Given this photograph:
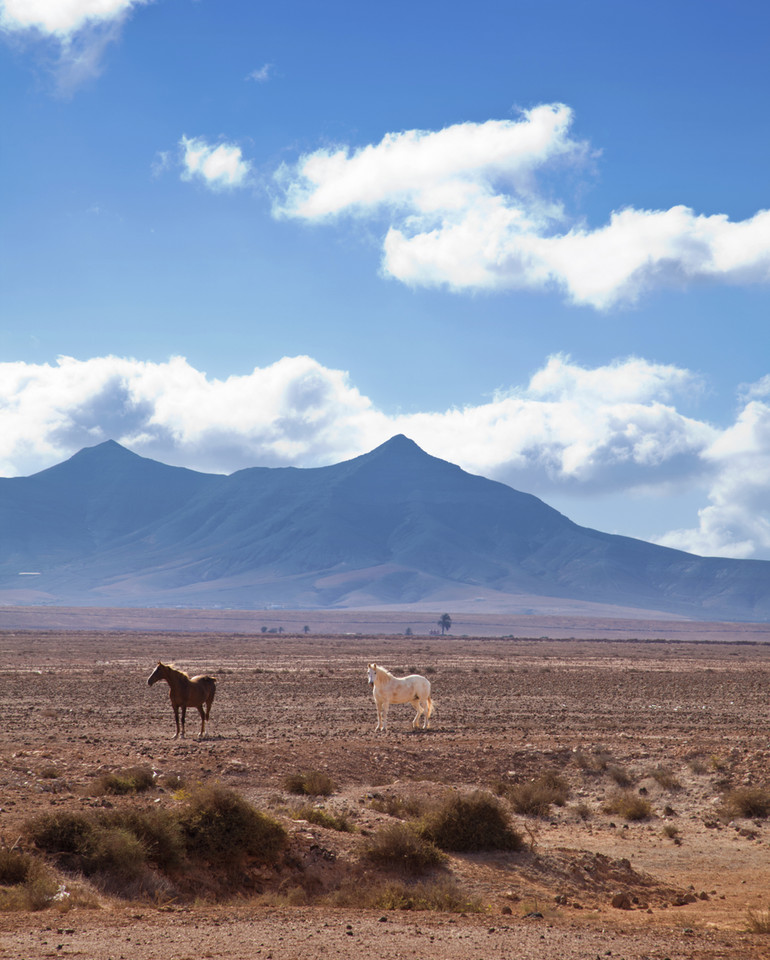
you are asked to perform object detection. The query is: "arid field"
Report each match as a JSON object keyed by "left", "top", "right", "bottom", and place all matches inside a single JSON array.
[{"left": 2, "top": 617, "right": 770, "bottom": 959}]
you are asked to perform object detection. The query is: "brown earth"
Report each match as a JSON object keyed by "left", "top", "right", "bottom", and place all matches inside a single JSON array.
[{"left": 2, "top": 624, "right": 770, "bottom": 958}]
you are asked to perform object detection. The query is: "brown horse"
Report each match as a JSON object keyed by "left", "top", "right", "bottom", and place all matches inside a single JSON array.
[{"left": 147, "top": 661, "right": 217, "bottom": 739}]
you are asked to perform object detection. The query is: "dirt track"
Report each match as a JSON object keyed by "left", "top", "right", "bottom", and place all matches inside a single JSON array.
[{"left": 2, "top": 628, "right": 770, "bottom": 959}]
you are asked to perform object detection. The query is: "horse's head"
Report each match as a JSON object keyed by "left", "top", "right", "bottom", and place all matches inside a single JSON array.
[
  {"left": 367, "top": 663, "right": 377, "bottom": 686},
  {"left": 147, "top": 661, "right": 165, "bottom": 686}
]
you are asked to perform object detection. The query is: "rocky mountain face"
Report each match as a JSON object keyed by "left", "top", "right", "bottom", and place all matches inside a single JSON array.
[{"left": 1, "top": 435, "right": 768, "bottom": 620}]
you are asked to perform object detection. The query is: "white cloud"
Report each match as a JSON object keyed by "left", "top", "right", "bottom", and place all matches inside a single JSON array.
[
  {"left": 4, "top": 353, "right": 770, "bottom": 559},
  {"left": 274, "top": 105, "right": 770, "bottom": 308},
  {"left": 180, "top": 135, "right": 252, "bottom": 191},
  {"left": 656, "top": 395, "right": 770, "bottom": 558},
  {"left": 0, "top": 0, "right": 145, "bottom": 35},
  {"left": 247, "top": 63, "right": 272, "bottom": 82},
  {"left": 0, "top": 0, "right": 150, "bottom": 90}
]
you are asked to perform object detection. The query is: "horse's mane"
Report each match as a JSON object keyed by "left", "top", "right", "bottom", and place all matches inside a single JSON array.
[{"left": 164, "top": 662, "right": 190, "bottom": 679}]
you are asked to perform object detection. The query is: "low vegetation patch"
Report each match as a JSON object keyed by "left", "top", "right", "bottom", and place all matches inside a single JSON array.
[
  {"left": 503, "top": 773, "right": 570, "bottom": 817},
  {"left": 25, "top": 784, "right": 287, "bottom": 898},
  {"left": 90, "top": 765, "right": 155, "bottom": 796},
  {"left": 419, "top": 791, "right": 524, "bottom": 853},
  {"left": 0, "top": 845, "right": 77, "bottom": 912},
  {"left": 329, "top": 878, "right": 481, "bottom": 913},
  {"left": 368, "top": 793, "right": 425, "bottom": 819},
  {"left": 747, "top": 907, "right": 770, "bottom": 934},
  {"left": 603, "top": 791, "right": 653, "bottom": 822},
  {"left": 362, "top": 822, "right": 446, "bottom": 875},
  {"left": 721, "top": 786, "right": 770, "bottom": 820},
  {"left": 291, "top": 805, "right": 353, "bottom": 832},
  {"left": 283, "top": 770, "right": 336, "bottom": 797},
  {"left": 648, "top": 766, "right": 682, "bottom": 791},
  {"left": 176, "top": 783, "right": 287, "bottom": 866}
]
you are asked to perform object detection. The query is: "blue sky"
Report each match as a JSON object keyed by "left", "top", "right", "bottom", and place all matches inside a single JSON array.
[{"left": 2, "top": 0, "right": 770, "bottom": 560}]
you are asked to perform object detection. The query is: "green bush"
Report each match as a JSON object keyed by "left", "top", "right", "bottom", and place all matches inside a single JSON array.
[
  {"left": 362, "top": 822, "right": 446, "bottom": 875},
  {"left": 419, "top": 791, "right": 524, "bottom": 852}
]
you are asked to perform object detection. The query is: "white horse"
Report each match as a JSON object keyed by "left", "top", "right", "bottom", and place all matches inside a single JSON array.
[{"left": 367, "top": 662, "right": 433, "bottom": 732}]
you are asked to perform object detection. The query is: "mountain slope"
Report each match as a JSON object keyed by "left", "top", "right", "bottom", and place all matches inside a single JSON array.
[{"left": 0, "top": 435, "right": 768, "bottom": 619}]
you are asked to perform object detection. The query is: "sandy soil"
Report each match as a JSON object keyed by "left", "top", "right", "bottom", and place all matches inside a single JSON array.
[{"left": 2, "top": 627, "right": 770, "bottom": 958}]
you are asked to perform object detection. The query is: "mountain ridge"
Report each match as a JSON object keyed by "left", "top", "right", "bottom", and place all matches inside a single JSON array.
[{"left": 0, "top": 437, "right": 768, "bottom": 620}]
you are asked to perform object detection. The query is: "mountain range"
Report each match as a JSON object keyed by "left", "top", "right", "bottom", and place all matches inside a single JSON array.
[{"left": 0, "top": 435, "right": 768, "bottom": 621}]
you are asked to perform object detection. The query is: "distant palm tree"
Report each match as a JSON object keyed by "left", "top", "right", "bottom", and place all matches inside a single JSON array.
[{"left": 438, "top": 613, "right": 452, "bottom": 635}]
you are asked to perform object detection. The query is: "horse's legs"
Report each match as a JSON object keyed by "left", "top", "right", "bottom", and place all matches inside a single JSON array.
[
  {"left": 196, "top": 704, "right": 206, "bottom": 738},
  {"left": 180, "top": 705, "right": 187, "bottom": 738},
  {"left": 172, "top": 704, "right": 180, "bottom": 739},
  {"left": 380, "top": 702, "right": 389, "bottom": 732}
]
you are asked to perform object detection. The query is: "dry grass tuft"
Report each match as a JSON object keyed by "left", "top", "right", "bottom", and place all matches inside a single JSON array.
[
  {"left": 283, "top": 770, "right": 337, "bottom": 797},
  {"left": 503, "top": 773, "right": 570, "bottom": 817},
  {"left": 602, "top": 791, "right": 653, "bottom": 822},
  {"left": 721, "top": 786, "right": 770, "bottom": 820},
  {"left": 648, "top": 766, "right": 682, "bottom": 791},
  {"left": 329, "top": 877, "right": 482, "bottom": 913},
  {"left": 747, "top": 907, "right": 770, "bottom": 933},
  {"left": 369, "top": 794, "right": 425, "bottom": 819},
  {"left": 290, "top": 805, "right": 353, "bottom": 832},
  {"left": 90, "top": 765, "right": 155, "bottom": 796}
]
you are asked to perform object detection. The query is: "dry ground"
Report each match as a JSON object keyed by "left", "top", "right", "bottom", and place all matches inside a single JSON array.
[{"left": 2, "top": 627, "right": 770, "bottom": 958}]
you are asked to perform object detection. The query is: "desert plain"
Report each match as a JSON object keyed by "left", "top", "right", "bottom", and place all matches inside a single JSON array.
[{"left": 2, "top": 612, "right": 770, "bottom": 959}]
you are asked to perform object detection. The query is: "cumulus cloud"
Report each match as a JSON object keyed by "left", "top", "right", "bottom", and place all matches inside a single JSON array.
[
  {"left": 656, "top": 390, "right": 770, "bottom": 558},
  {"left": 180, "top": 135, "right": 252, "bottom": 191},
  {"left": 3, "top": 353, "right": 770, "bottom": 559},
  {"left": 0, "top": 0, "right": 150, "bottom": 90},
  {"left": 274, "top": 104, "right": 770, "bottom": 308}
]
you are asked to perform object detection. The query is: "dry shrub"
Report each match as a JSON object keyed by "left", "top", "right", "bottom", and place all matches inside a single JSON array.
[
  {"left": 329, "top": 878, "right": 481, "bottom": 913},
  {"left": 648, "top": 766, "right": 682, "bottom": 791},
  {"left": 721, "top": 786, "right": 770, "bottom": 820},
  {"left": 0, "top": 847, "right": 68, "bottom": 912},
  {"left": 603, "top": 791, "right": 652, "bottom": 822},
  {"left": 178, "top": 783, "right": 286, "bottom": 866},
  {"left": 747, "top": 907, "right": 770, "bottom": 933},
  {"left": 372, "top": 879, "right": 482, "bottom": 912},
  {"left": 291, "top": 805, "right": 353, "bottom": 832},
  {"left": 419, "top": 791, "right": 524, "bottom": 853},
  {"left": 0, "top": 866, "right": 59, "bottom": 911},
  {"left": 362, "top": 822, "right": 446, "bottom": 875},
  {"left": 91, "top": 766, "right": 155, "bottom": 796},
  {"left": 662, "top": 823, "right": 680, "bottom": 839},
  {"left": 574, "top": 748, "right": 612, "bottom": 774},
  {"left": 505, "top": 773, "right": 570, "bottom": 817},
  {"left": 283, "top": 770, "right": 336, "bottom": 797},
  {"left": 607, "top": 765, "right": 634, "bottom": 788},
  {"left": 574, "top": 802, "right": 593, "bottom": 820},
  {"left": 0, "top": 846, "right": 34, "bottom": 885},
  {"left": 26, "top": 784, "right": 286, "bottom": 897},
  {"left": 368, "top": 794, "right": 425, "bottom": 819}
]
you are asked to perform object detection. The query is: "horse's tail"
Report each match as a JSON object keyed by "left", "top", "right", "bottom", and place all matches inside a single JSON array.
[{"left": 202, "top": 676, "right": 217, "bottom": 716}]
